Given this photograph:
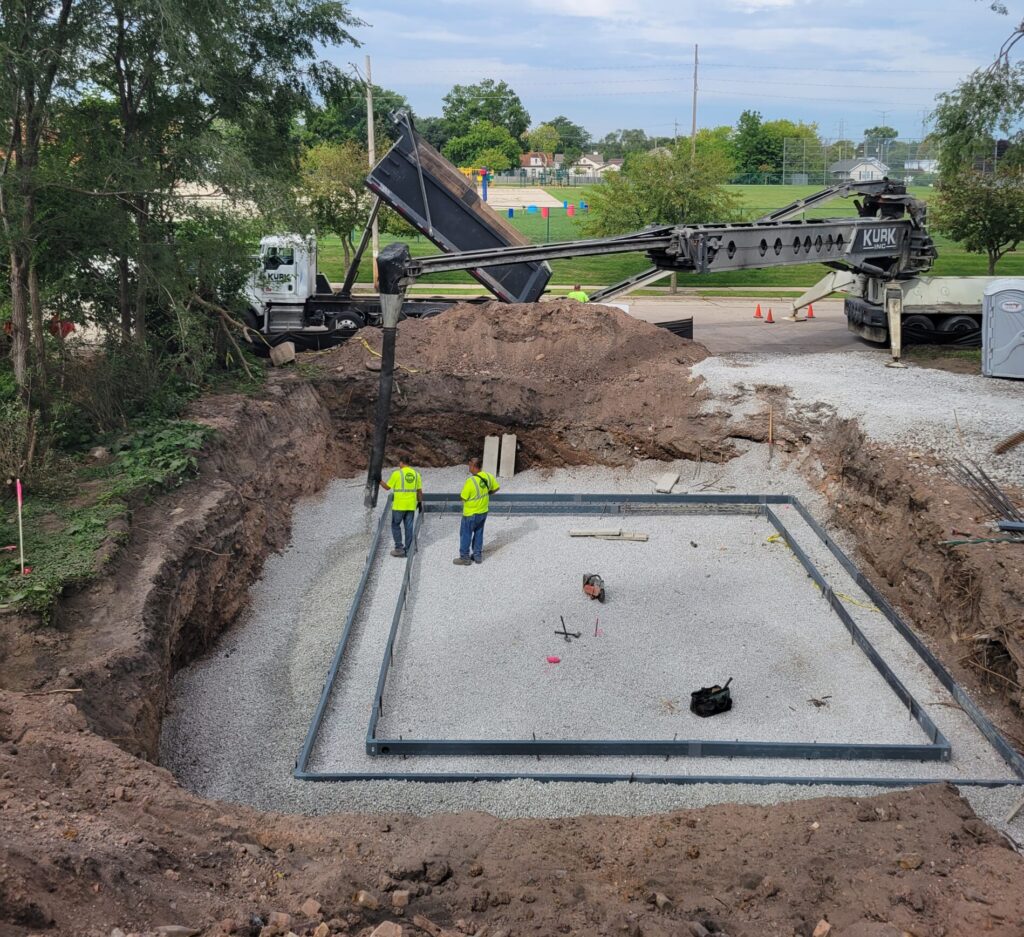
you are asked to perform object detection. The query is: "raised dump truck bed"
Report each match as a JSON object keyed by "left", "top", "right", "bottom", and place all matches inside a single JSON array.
[{"left": 366, "top": 111, "right": 551, "bottom": 304}]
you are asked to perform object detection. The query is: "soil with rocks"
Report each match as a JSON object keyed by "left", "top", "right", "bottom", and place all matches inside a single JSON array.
[
  {"left": 2, "top": 301, "right": 1024, "bottom": 936},
  {"left": 4, "top": 690, "right": 1024, "bottom": 937},
  {"left": 810, "top": 418, "right": 1024, "bottom": 751}
]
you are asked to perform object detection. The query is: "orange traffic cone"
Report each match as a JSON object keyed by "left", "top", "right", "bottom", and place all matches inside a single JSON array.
[
  {"left": 765, "top": 308, "right": 775, "bottom": 324},
  {"left": 754, "top": 303, "right": 763, "bottom": 319},
  {"left": 806, "top": 303, "right": 815, "bottom": 319}
]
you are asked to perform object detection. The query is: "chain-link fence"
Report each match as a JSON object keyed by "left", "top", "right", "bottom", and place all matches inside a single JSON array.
[
  {"left": 734, "top": 137, "right": 941, "bottom": 187},
  {"left": 488, "top": 169, "right": 606, "bottom": 186}
]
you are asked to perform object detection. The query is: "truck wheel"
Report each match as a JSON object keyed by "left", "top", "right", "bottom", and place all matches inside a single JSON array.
[
  {"left": 334, "top": 310, "right": 366, "bottom": 333},
  {"left": 937, "top": 315, "right": 981, "bottom": 346},
  {"left": 902, "top": 314, "right": 937, "bottom": 344}
]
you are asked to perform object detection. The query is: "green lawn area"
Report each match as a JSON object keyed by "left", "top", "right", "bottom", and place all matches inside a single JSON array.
[{"left": 317, "top": 184, "right": 1024, "bottom": 290}]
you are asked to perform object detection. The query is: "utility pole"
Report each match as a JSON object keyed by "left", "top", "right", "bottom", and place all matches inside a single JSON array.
[
  {"left": 366, "top": 55, "right": 380, "bottom": 289},
  {"left": 690, "top": 44, "right": 699, "bottom": 162}
]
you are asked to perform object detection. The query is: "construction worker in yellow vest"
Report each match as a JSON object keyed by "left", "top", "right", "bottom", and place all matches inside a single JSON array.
[
  {"left": 453, "top": 456, "right": 500, "bottom": 566},
  {"left": 379, "top": 457, "right": 423, "bottom": 558},
  {"left": 567, "top": 283, "right": 589, "bottom": 302}
]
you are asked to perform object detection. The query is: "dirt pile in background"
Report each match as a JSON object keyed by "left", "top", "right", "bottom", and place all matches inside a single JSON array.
[
  {"left": 4, "top": 689, "right": 1024, "bottom": 937},
  {"left": 312, "top": 301, "right": 729, "bottom": 469}
]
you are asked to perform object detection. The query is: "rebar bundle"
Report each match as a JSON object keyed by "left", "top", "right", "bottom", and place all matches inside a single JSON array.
[{"left": 950, "top": 459, "right": 1024, "bottom": 529}]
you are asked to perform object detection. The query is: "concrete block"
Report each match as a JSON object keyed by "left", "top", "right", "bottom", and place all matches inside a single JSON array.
[
  {"left": 269, "top": 341, "right": 296, "bottom": 367},
  {"left": 482, "top": 436, "right": 500, "bottom": 475},
  {"left": 654, "top": 471, "right": 679, "bottom": 493},
  {"left": 499, "top": 433, "right": 517, "bottom": 478}
]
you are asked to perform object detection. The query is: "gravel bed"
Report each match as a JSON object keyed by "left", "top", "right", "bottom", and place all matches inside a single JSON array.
[
  {"left": 376, "top": 513, "right": 928, "bottom": 748},
  {"left": 693, "top": 350, "right": 1024, "bottom": 488},
  {"left": 161, "top": 450, "right": 1022, "bottom": 825}
]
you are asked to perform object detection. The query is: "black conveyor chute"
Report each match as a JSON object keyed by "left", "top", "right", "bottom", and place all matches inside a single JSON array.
[{"left": 366, "top": 110, "right": 551, "bottom": 303}]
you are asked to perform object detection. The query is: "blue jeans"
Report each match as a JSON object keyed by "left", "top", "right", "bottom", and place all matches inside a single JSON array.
[
  {"left": 391, "top": 509, "right": 415, "bottom": 550},
  {"left": 459, "top": 514, "right": 487, "bottom": 560}
]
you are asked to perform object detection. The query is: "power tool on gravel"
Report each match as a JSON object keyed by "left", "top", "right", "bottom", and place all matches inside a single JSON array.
[{"left": 690, "top": 678, "right": 733, "bottom": 717}]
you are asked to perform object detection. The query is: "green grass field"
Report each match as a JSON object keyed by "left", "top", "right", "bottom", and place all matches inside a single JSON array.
[{"left": 317, "top": 184, "right": 1024, "bottom": 289}]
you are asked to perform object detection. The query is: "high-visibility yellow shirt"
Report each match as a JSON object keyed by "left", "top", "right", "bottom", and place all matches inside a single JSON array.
[
  {"left": 460, "top": 471, "right": 500, "bottom": 516},
  {"left": 567, "top": 290, "right": 589, "bottom": 302},
  {"left": 387, "top": 466, "right": 422, "bottom": 511}
]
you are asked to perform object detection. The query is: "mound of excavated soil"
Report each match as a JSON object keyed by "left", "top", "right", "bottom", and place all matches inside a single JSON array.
[
  {"left": 390, "top": 300, "right": 708, "bottom": 381},
  {"left": 315, "top": 301, "right": 727, "bottom": 469}
]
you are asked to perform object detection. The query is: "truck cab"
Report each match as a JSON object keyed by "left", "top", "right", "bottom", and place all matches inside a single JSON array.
[{"left": 244, "top": 235, "right": 365, "bottom": 350}]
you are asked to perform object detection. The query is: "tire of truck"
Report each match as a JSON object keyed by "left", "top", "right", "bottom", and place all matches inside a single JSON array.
[
  {"left": 902, "top": 314, "right": 938, "bottom": 344},
  {"left": 936, "top": 314, "right": 981, "bottom": 346},
  {"left": 333, "top": 309, "right": 366, "bottom": 333}
]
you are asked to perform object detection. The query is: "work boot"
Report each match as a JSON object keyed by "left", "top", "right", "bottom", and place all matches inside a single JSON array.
[
  {"left": 453, "top": 557, "right": 472, "bottom": 566},
  {"left": 472, "top": 556, "right": 482, "bottom": 564},
  {"left": 391, "top": 548, "right": 406, "bottom": 558}
]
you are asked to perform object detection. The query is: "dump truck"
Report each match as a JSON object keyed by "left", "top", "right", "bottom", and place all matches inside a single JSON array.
[{"left": 243, "top": 111, "right": 549, "bottom": 351}]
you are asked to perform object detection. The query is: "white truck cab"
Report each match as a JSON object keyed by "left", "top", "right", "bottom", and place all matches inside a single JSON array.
[{"left": 244, "top": 235, "right": 365, "bottom": 349}]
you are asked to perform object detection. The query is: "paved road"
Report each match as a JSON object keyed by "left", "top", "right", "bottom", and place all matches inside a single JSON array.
[{"left": 624, "top": 296, "right": 867, "bottom": 355}]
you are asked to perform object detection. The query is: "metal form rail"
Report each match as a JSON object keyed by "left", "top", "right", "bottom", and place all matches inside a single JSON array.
[
  {"left": 294, "top": 493, "right": 1024, "bottom": 787},
  {"left": 363, "top": 494, "right": 947, "bottom": 763}
]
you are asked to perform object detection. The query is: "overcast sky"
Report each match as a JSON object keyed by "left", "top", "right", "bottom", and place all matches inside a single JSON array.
[{"left": 338, "top": 1, "right": 1015, "bottom": 142}]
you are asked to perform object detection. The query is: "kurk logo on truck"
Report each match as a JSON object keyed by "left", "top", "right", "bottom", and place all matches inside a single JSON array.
[{"left": 861, "top": 227, "right": 899, "bottom": 250}]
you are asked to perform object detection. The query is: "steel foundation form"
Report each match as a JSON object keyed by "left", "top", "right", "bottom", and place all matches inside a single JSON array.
[{"left": 294, "top": 493, "right": 1024, "bottom": 787}]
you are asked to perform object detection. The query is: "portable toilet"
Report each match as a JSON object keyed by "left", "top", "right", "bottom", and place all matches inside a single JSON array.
[{"left": 982, "top": 279, "right": 1024, "bottom": 379}]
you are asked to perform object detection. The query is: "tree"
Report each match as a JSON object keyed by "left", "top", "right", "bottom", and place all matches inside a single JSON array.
[
  {"left": 582, "top": 143, "right": 737, "bottom": 236},
  {"left": 442, "top": 120, "right": 520, "bottom": 169},
  {"left": 934, "top": 61, "right": 1024, "bottom": 174},
  {"left": 415, "top": 116, "right": 451, "bottom": 152},
  {"left": 305, "top": 85, "right": 411, "bottom": 147},
  {"left": 0, "top": 0, "right": 96, "bottom": 396},
  {"left": 442, "top": 79, "right": 530, "bottom": 141},
  {"left": 82, "top": 0, "right": 361, "bottom": 345},
  {"left": 301, "top": 142, "right": 371, "bottom": 267},
  {"left": 732, "top": 110, "right": 771, "bottom": 174},
  {"left": 933, "top": 169, "right": 1024, "bottom": 273},
  {"left": 525, "top": 123, "right": 560, "bottom": 155},
  {"left": 548, "top": 116, "right": 589, "bottom": 160},
  {"left": 863, "top": 125, "right": 899, "bottom": 143},
  {"left": 692, "top": 126, "right": 735, "bottom": 170}
]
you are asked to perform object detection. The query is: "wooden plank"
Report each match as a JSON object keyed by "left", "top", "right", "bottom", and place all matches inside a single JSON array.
[
  {"left": 482, "top": 436, "right": 500, "bottom": 476},
  {"left": 654, "top": 471, "right": 679, "bottom": 493},
  {"left": 499, "top": 433, "right": 517, "bottom": 478}
]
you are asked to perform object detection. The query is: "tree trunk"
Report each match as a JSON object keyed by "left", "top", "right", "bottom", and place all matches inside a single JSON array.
[
  {"left": 133, "top": 200, "right": 148, "bottom": 344},
  {"left": 28, "top": 262, "right": 48, "bottom": 389},
  {"left": 118, "top": 253, "right": 132, "bottom": 339},
  {"left": 8, "top": 249, "right": 31, "bottom": 395},
  {"left": 988, "top": 252, "right": 998, "bottom": 275}
]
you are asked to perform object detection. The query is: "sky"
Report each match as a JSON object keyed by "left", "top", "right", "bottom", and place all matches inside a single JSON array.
[{"left": 334, "top": 0, "right": 1018, "bottom": 142}]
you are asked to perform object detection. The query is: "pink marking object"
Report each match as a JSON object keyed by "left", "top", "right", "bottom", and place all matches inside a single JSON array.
[{"left": 546, "top": 656, "right": 561, "bottom": 664}]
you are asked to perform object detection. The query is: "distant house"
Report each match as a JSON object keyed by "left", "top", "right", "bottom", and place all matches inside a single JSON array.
[
  {"left": 597, "top": 158, "right": 624, "bottom": 174},
  {"left": 829, "top": 157, "right": 889, "bottom": 182},
  {"left": 520, "top": 151, "right": 560, "bottom": 178},
  {"left": 574, "top": 152, "right": 605, "bottom": 173}
]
